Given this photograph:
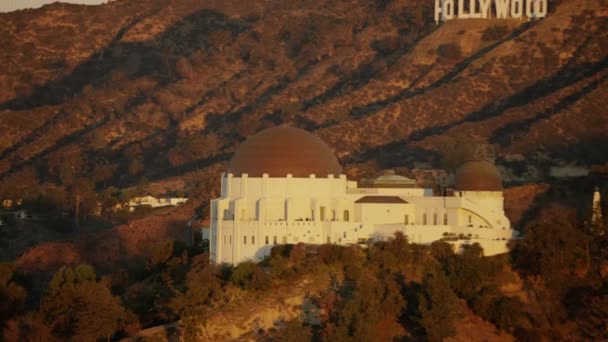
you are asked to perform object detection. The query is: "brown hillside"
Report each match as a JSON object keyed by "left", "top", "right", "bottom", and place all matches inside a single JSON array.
[{"left": 0, "top": 0, "right": 606, "bottom": 210}]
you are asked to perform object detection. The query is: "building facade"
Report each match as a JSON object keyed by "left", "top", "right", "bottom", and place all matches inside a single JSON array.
[{"left": 210, "top": 127, "right": 516, "bottom": 265}]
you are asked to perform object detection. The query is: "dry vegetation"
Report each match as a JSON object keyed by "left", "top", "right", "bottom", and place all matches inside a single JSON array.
[{"left": 0, "top": 0, "right": 607, "bottom": 340}]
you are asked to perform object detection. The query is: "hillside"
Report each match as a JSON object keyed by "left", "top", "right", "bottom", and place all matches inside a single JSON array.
[{"left": 0, "top": 0, "right": 606, "bottom": 209}]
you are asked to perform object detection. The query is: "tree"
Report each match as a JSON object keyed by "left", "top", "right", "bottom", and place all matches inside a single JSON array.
[
  {"left": 0, "top": 263, "right": 27, "bottom": 328},
  {"left": 92, "top": 160, "right": 116, "bottom": 186},
  {"left": 437, "top": 134, "right": 478, "bottom": 173},
  {"left": 417, "top": 269, "right": 462, "bottom": 342},
  {"left": 511, "top": 213, "right": 591, "bottom": 293},
  {"left": 128, "top": 157, "right": 144, "bottom": 176},
  {"left": 3, "top": 312, "right": 57, "bottom": 342},
  {"left": 70, "top": 177, "right": 97, "bottom": 228},
  {"left": 41, "top": 265, "right": 133, "bottom": 341},
  {"left": 229, "top": 261, "right": 268, "bottom": 290},
  {"left": 170, "top": 254, "right": 222, "bottom": 340}
]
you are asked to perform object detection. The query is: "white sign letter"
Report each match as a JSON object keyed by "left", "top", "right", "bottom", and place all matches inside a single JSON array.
[
  {"left": 511, "top": 0, "right": 523, "bottom": 18},
  {"left": 536, "top": 0, "right": 548, "bottom": 17},
  {"left": 495, "top": 0, "right": 510, "bottom": 18},
  {"left": 458, "top": 0, "right": 470, "bottom": 18},
  {"left": 435, "top": 0, "right": 442, "bottom": 23},
  {"left": 444, "top": 0, "right": 455, "bottom": 20},
  {"left": 470, "top": 0, "right": 482, "bottom": 18},
  {"left": 479, "top": 0, "right": 491, "bottom": 18}
]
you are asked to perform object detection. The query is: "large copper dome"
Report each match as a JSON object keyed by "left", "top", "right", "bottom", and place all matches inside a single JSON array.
[
  {"left": 228, "top": 126, "right": 342, "bottom": 177},
  {"left": 454, "top": 160, "right": 502, "bottom": 191}
]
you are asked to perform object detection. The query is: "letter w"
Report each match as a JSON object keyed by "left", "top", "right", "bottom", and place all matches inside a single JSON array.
[{"left": 495, "top": 0, "right": 510, "bottom": 18}]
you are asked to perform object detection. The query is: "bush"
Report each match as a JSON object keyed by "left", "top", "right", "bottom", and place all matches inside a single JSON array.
[
  {"left": 230, "top": 261, "right": 267, "bottom": 290},
  {"left": 437, "top": 43, "right": 462, "bottom": 60},
  {"left": 481, "top": 25, "right": 510, "bottom": 41}
]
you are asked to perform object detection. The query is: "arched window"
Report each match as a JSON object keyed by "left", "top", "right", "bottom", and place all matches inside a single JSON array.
[{"left": 343, "top": 210, "right": 350, "bottom": 222}]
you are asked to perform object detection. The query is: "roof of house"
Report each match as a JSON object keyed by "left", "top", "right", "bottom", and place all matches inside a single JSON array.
[{"left": 355, "top": 196, "right": 408, "bottom": 204}]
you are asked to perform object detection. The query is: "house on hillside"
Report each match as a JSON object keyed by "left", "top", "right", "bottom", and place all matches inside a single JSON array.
[
  {"left": 2, "top": 199, "right": 22, "bottom": 209},
  {"left": 125, "top": 195, "right": 188, "bottom": 212}
]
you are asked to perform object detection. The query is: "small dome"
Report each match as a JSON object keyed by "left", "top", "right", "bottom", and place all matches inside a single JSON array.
[
  {"left": 454, "top": 160, "right": 502, "bottom": 191},
  {"left": 375, "top": 170, "right": 415, "bottom": 182},
  {"left": 228, "top": 126, "right": 342, "bottom": 177}
]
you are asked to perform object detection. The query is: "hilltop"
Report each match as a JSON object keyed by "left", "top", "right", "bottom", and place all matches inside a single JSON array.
[{"left": 0, "top": 0, "right": 606, "bottom": 207}]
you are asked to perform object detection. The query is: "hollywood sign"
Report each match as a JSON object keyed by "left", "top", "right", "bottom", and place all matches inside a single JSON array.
[{"left": 434, "top": 0, "right": 548, "bottom": 23}]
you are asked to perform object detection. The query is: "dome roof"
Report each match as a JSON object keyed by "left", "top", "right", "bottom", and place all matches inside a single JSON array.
[
  {"left": 454, "top": 160, "right": 502, "bottom": 191},
  {"left": 375, "top": 170, "right": 415, "bottom": 182},
  {"left": 228, "top": 126, "right": 342, "bottom": 177}
]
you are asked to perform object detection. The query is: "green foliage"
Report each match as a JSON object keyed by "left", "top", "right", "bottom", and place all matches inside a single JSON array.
[
  {"left": 170, "top": 254, "right": 222, "bottom": 340},
  {"left": 367, "top": 231, "right": 411, "bottom": 272},
  {"left": 490, "top": 296, "right": 530, "bottom": 333},
  {"left": 417, "top": 269, "right": 462, "bottom": 342},
  {"left": 511, "top": 216, "right": 591, "bottom": 292},
  {"left": 230, "top": 261, "right": 268, "bottom": 290},
  {"left": 48, "top": 264, "right": 96, "bottom": 295},
  {"left": 41, "top": 264, "right": 134, "bottom": 341}
]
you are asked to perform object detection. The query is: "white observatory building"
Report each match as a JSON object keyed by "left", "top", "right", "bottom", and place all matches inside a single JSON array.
[{"left": 210, "top": 126, "right": 516, "bottom": 265}]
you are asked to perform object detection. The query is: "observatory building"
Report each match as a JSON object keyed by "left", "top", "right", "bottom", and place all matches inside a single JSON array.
[{"left": 209, "top": 126, "right": 516, "bottom": 265}]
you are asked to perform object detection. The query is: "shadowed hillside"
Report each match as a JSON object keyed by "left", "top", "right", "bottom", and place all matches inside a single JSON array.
[{"left": 0, "top": 0, "right": 606, "bottom": 214}]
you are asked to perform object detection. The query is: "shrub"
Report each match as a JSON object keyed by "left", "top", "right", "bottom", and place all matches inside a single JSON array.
[
  {"left": 437, "top": 43, "right": 462, "bottom": 60},
  {"left": 230, "top": 261, "right": 267, "bottom": 290},
  {"left": 481, "top": 25, "right": 510, "bottom": 41}
]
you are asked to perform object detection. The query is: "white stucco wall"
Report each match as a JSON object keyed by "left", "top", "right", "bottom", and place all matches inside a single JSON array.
[{"left": 210, "top": 173, "right": 516, "bottom": 265}]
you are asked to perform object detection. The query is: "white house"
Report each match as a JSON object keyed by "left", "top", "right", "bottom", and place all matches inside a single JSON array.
[
  {"left": 126, "top": 196, "right": 188, "bottom": 212},
  {"left": 209, "top": 126, "right": 517, "bottom": 265}
]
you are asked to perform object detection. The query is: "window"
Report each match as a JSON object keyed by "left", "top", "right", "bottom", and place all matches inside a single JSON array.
[
  {"left": 265, "top": 236, "right": 269, "bottom": 245},
  {"left": 230, "top": 235, "right": 232, "bottom": 244},
  {"left": 252, "top": 236, "right": 255, "bottom": 244},
  {"left": 468, "top": 215, "right": 472, "bottom": 224},
  {"left": 433, "top": 213, "right": 437, "bottom": 225},
  {"left": 273, "top": 236, "right": 277, "bottom": 244},
  {"left": 443, "top": 213, "right": 448, "bottom": 225},
  {"left": 223, "top": 235, "right": 226, "bottom": 244},
  {"left": 244, "top": 236, "right": 247, "bottom": 244},
  {"left": 423, "top": 213, "right": 427, "bottom": 225},
  {"left": 343, "top": 210, "right": 350, "bottom": 222},
  {"left": 282, "top": 236, "right": 287, "bottom": 244},
  {"left": 343, "top": 232, "right": 347, "bottom": 238},
  {"left": 320, "top": 206, "right": 326, "bottom": 221},
  {"left": 327, "top": 236, "right": 331, "bottom": 243},
  {"left": 404, "top": 214, "right": 409, "bottom": 225}
]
